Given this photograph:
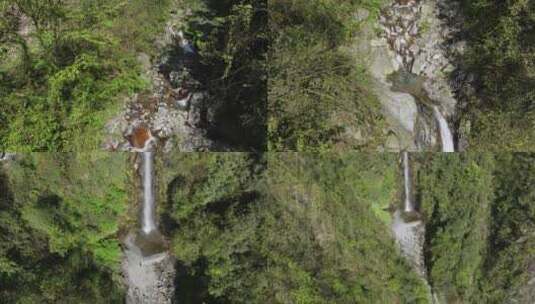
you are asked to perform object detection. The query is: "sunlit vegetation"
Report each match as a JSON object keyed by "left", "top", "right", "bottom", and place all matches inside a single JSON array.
[
  {"left": 0, "top": 0, "right": 171, "bottom": 151},
  {"left": 0, "top": 0, "right": 267, "bottom": 151},
  {"left": 0, "top": 153, "right": 128, "bottom": 302},
  {"left": 160, "top": 153, "right": 429, "bottom": 303},
  {"left": 268, "top": 0, "right": 387, "bottom": 151},
  {"left": 417, "top": 153, "right": 535, "bottom": 303},
  {"left": 456, "top": 0, "right": 535, "bottom": 151}
]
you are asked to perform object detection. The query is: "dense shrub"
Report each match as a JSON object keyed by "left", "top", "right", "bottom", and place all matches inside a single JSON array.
[
  {"left": 417, "top": 153, "right": 535, "bottom": 303},
  {"left": 456, "top": 0, "right": 535, "bottom": 150},
  {"left": 160, "top": 153, "right": 429, "bottom": 303},
  {"left": 0, "top": 153, "right": 128, "bottom": 302},
  {"left": 0, "top": 0, "right": 171, "bottom": 151},
  {"left": 268, "top": 0, "right": 386, "bottom": 151}
]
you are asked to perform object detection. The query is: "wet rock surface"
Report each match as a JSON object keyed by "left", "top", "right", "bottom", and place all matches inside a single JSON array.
[
  {"left": 391, "top": 210, "right": 427, "bottom": 276},
  {"left": 368, "top": 0, "right": 463, "bottom": 151},
  {"left": 122, "top": 233, "right": 175, "bottom": 304},
  {"left": 103, "top": 11, "right": 229, "bottom": 152}
]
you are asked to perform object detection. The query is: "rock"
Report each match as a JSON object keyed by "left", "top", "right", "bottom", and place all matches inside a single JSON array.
[
  {"left": 369, "top": 44, "right": 398, "bottom": 80},
  {"left": 123, "top": 233, "right": 175, "bottom": 304},
  {"left": 129, "top": 127, "right": 152, "bottom": 149},
  {"left": 452, "top": 40, "right": 467, "bottom": 55},
  {"left": 373, "top": 79, "right": 418, "bottom": 135},
  {"left": 137, "top": 53, "right": 152, "bottom": 72},
  {"left": 0, "top": 153, "right": 16, "bottom": 162},
  {"left": 385, "top": 133, "right": 402, "bottom": 151},
  {"left": 412, "top": 56, "right": 425, "bottom": 74}
]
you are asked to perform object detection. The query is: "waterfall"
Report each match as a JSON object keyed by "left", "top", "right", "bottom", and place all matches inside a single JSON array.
[
  {"left": 403, "top": 151, "right": 414, "bottom": 213},
  {"left": 123, "top": 151, "right": 174, "bottom": 304},
  {"left": 392, "top": 152, "right": 428, "bottom": 293},
  {"left": 432, "top": 106, "right": 455, "bottom": 152},
  {"left": 141, "top": 152, "right": 157, "bottom": 234}
]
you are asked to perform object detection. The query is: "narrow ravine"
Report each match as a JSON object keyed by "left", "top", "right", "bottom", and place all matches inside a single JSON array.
[
  {"left": 382, "top": 0, "right": 456, "bottom": 152},
  {"left": 392, "top": 152, "right": 435, "bottom": 301},
  {"left": 122, "top": 140, "right": 175, "bottom": 304},
  {"left": 104, "top": 11, "right": 220, "bottom": 152},
  {"left": 370, "top": 0, "right": 461, "bottom": 151}
]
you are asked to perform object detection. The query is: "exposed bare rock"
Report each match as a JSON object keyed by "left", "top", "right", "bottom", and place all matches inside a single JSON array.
[
  {"left": 122, "top": 233, "right": 175, "bottom": 304},
  {"left": 102, "top": 11, "right": 225, "bottom": 152}
]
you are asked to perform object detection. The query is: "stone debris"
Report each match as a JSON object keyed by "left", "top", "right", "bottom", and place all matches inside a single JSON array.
[
  {"left": 372, "top": 0, "right": 464, "bottom": 151},
  {"left": 122, "top": 233, "right": 175, "bottom": 304},
  {"left": 103, "top": 11, "right": 222, "bottom": 152}
]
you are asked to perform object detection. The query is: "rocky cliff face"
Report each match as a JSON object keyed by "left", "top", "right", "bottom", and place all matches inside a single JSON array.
[{"left": 364, "top": 0, "right": 465, "bottom": 151}]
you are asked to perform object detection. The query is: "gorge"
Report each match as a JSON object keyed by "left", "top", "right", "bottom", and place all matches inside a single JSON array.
[
  {"left": 123, "top": 150, "right": 175, "bottom": 304},
  {"left": 392, "top": 152, "right": 433, "bottom": 301},
  {"left": 370, "top": 0, "right": 461, "bottom": 152}
]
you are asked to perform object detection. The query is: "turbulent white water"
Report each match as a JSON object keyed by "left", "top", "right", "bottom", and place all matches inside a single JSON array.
[
  {"left": 432, "top": 106, "right": 455, "bottom": 152},
  {"left": 141, "top": 152, "right": 157, "bottom": 234},
  {"left": 403, "top": 151, "right": 414, "bottom": 213}
]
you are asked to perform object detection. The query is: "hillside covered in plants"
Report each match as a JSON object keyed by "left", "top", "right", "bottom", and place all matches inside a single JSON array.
[
  {"left": 1, "top": 152, "right": 533, "bottom": 303},
  {"left": 268, "top": 0, "right": 535, "bottom": 151},
  {"left": 0, "top": 0, "right": 266, "bottom": 152}
]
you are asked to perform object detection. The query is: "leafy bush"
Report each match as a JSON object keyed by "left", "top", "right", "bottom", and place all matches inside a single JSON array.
[
  {"left": 417, "top": 153, "right": 535, "bottom": 303},
  {"left": 0, "top": 153, "right": 128, "bottom": 302},
  {"left": 268, "top": 0, "right": 386, "bottom": 151},
  {"left": 0, "top": 0, "right": 170, "bottom": 151},
  {"left": 160, "top": 152, "right": 429, "bottom": 303},
  {"left": 456, "top": 0, "right": 535, "bottom": 150}
]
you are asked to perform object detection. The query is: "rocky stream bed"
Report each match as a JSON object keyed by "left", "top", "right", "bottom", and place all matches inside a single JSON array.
[
  {"left": 366, "top": 0, "right": 466, "bottom": 151},
  {"left": 102, "top": 11, "right": 229, "bottom": 153}
]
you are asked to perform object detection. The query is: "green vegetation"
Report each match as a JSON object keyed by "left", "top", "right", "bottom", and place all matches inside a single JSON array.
[
  {"left": 456, "top": 0, "right": 535, "bottom": 151},
  {"left": 181, "top": 0, "right": 267, "bottom": 150},
  {"left": 1, "top": 152, "right": 534, "bottom": 303},
  {"left": 268, "top": 0, "right": 387, "bottom": 151},
  {"left": 160, "top": 152, "right": 428, "bottom": 303},
  {"left": 0, "top": 0, "right": 171, "bottom": 151},
  {"left": 417, "top": 153, "right": 535, "bottom": 303},
  {"left": 0, "top": 153, "right": 128, "bottom": 302},
  {"left": 0, "top": 0, "right": 267, "bottom": 151}
]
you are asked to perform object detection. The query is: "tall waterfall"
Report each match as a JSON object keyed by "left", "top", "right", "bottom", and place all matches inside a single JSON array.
[
  {"left": 392, "top": 152, "right": 430, "bottom": 300},
  {"left": 432, "top": 106, "right": 455, "bottom": 152},
  {"left": 141, "top": 152, "right": 157, "bottom": 234},
  {"left": 403, "top": 151, "right": 414, "bottom": 213}
]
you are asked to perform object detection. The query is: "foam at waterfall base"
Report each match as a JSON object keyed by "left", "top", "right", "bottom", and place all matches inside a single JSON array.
[
  {"left": 135, "top": 230, "right": 167, "bottom": 257},
  {"left": 391, "top": 210, "right": 427, "bottom": 277}
]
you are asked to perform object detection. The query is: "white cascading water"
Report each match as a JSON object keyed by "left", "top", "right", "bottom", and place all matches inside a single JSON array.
[
  {"left": 432, "top": 106, "right": 455, "bottom": 152},
  {"left": 403, "top": 151, "right": 414, "bottom": 213},
  {"left": 392, "top": 152, "right": 427, "bottom": 277},
  {"left": 141, "top": 152, "right": 157, "bottom": 234}
]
